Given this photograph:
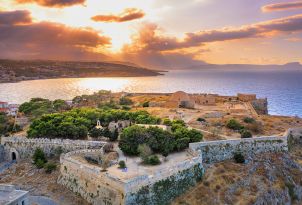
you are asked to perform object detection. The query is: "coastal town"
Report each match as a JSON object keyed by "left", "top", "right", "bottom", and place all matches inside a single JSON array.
[{"left": 1, "top": 90, "right": 302, "bottom": 205}]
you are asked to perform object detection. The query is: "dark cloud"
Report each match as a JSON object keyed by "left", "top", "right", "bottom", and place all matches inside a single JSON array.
[
  {"left": 91, "top": 8, "right": 145, "bottom": 23},
  {"left": 0, "top": 10, "right": 111, "bottom": 61},
  {"left": 0, "top": 10, "right": 32, "bottom": 25},
  {"left": 262, "top": 1, "right": 302, "bottom": 12},
  {"left": 15, "top": 0, "right": 85, "bottom": 8}
]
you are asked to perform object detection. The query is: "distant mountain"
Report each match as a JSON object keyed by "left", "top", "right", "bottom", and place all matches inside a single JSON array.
[{"left": 177, "top": 62, "right": 302, "bottom": 70}]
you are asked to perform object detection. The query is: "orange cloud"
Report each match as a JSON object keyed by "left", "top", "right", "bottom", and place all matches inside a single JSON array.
[
  {"left": 124, "top": 14, "right": 302, "bottom": 54},
  {"left": 262, "top": 1, "right": 302, "bottom": 12},
  {"left": 121, "top": 14, "right": 302, "bottom": 68},
  {"left": 0, "top": 10, "right": 111, "bottom": 61},
  {"left": 0, "top": 10, "right": 32, "bottom": 25},
  {"left": 15, "top": 0, "right": 85, "bottom": 8},
  {"left": 91, "top": 8, "right": 145, "bottom": 23}
]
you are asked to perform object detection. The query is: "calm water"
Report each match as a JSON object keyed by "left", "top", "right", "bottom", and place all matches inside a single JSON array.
[{"left": 0, "top": 69, "right": 301, "bottom": 116}]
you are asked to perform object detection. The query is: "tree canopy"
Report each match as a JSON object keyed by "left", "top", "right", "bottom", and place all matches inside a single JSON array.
[{"left": 27, "top": 108, "right": 160, "bottom": 139}]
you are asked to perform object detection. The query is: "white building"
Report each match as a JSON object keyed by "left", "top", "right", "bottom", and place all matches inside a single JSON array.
[{"left": 0, "top": 184, "right": 29, "bottom": 205}]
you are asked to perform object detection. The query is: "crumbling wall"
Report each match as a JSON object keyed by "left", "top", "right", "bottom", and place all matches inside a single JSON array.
[
  {"left": 252, "top": 98, "right": 268, "bottom": 115},
  {"left": 1, "top": 137, "right": 106, "bottom": 160},
  {"left": 190, "top": 136, "right": 288, "bottom": 164}
]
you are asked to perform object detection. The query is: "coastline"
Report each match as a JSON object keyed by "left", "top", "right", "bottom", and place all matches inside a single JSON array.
[{"left": 0, "top": 72, "right": 165, "bottom": 84}]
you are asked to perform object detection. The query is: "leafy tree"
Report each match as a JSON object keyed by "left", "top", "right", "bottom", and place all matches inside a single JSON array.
[
  {"left": 146, "top": 127, "right": 175, "bottom": 154},
  {"left": 27, "top": 108, "right": 161, "bottom": 139},
  {"left": 119, "top": 125, "right": 148, "bottom": 155},
  {"left": 53, "top": 99, "right": 70, "bottom": 111},
  {"left": 19, "top": 98, "right": 54, "bottom": 117},
  {"left": 0, "top": 112, "right": 14, "bottom": 136}
]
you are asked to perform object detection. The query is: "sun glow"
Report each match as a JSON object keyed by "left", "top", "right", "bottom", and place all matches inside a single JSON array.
[{"left": 1, "top": 0, "right": 156, "bottom": 52}]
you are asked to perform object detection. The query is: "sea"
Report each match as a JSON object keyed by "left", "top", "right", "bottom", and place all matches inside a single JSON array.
[{"left": 0, "top": 68, "right": 302, "bottom": 117}]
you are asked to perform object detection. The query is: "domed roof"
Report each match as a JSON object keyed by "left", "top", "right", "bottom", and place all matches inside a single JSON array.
[{"left": 170, "top": 91, "right": 190, "bottom": 101}]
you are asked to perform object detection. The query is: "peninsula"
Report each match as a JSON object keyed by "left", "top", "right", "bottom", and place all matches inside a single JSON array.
[{"left": 0, "top": 59, "right": 162, "bottom": 83}]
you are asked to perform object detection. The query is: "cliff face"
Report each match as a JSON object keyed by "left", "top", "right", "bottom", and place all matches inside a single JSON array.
[{"left": 173, "top": 150, "right": 302, "bottom": 205}]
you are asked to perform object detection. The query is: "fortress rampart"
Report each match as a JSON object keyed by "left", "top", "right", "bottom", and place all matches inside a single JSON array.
[{"left": 0, "top": 137, "right": 106, "bottom": 161}]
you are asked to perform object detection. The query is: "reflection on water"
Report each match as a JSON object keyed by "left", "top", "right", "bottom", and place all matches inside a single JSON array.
[{"left": 0, "top": 69, "right": 302, "bottom": 116}]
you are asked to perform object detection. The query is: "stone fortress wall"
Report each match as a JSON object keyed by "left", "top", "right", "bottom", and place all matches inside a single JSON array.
[
  {"left": 0, "top": 137, "right": 106, "bottom": 161},
  {"left": 58, "top": 148, "right": 203, "bottom": 205},
  {"left": 58, "top": 131, "right": 294, "bottom": 205},
  {"left": 190, "top": 136, "right": 288, "bottom": 164}
]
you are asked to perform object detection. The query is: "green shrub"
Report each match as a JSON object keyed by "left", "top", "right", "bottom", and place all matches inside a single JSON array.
[
  {"left": 119, "top": 97, "right": 133, "bottom": 105},
  {"left": 44, "top": 162, "right": 57, "bottom": 174},
  {"left": 197, "top": 118, "right": 206, "bottom": 122},
  {"left": 162, "top": 118, "right": 172, "bottom": 126},
  {"left": 146, "top": 155, "right": 160, "bottom": 165},
  {"left": 138, "top": 144, "right": 153, "bottom": 162},
  {"left": 118, "top": 160, "right": 126, "bottom": 169},
  {"left": 142, "top": 101, "right": 149, "bottom": 107},
  {"left": 226, "top": 119, "right": 243, "bottom": 130},
  {"left": 234, "top": 152, "right": 245, "bottom": 163},
  {"left": 243, "top": 117, "right": 255, "bottom": 124},
  {"left": 33, "top": 148, "right": 47, "bottom": 167},
  {"left": 122, "top": 105, "right": 131, "bottom": 110},
  {"left": 36, "top": 159, "right": 46, "bottom": 169},
  {"left": 89, "top": 127, "right": 103, "bottom": 138},
  {"left": 240, "top": 130, "right": 252, "bottom": 138},
  {"left": 175, "top": 137, "right": 190, "bottom": 151}
]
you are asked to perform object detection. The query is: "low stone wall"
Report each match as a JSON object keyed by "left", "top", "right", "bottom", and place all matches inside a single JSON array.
[
  {"left": 1, "top": 137, "right": 106, "bottom": 160},
  {"left": 58, "top": 149, "right": 203, "bottom": 205},
  {"left": 190, "top": 136, "right": 288, "bottom": 163}
]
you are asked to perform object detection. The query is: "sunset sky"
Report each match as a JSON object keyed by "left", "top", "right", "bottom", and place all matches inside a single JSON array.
[{"left": 0, "top": 0, "right": 302, "bottom": 68}]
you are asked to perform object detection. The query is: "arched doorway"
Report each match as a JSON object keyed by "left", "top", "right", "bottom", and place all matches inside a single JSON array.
[{"left": 12, "top": 152, "right": 17, "bottom": 161}]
